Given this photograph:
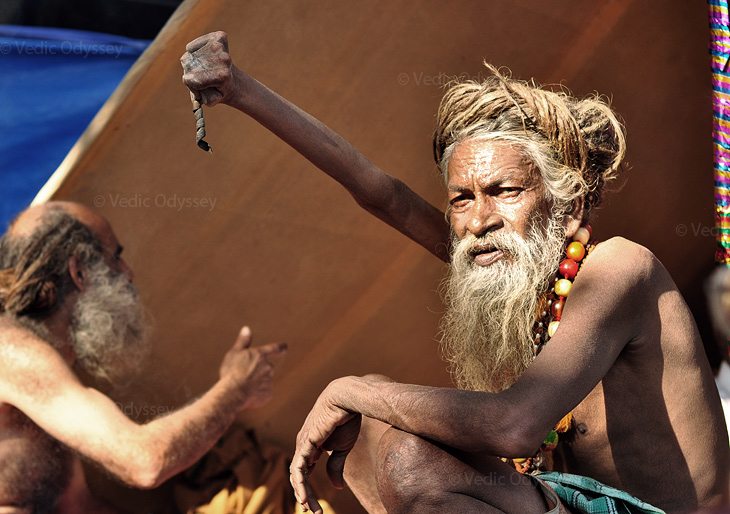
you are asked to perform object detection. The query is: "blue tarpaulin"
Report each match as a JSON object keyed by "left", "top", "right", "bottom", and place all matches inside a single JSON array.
[{"left": 0, "top": 25, "right": 148, "bottom": 228}]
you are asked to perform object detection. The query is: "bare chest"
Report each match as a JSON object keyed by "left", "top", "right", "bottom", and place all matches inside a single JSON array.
[
  {"left": 0, "top": 408, "right": 73, "bottom": 509},
  {"left": 551, "top": 351, "right": 722, "bottom": 512},
  {"left": 553, "top": 380, "right": 618, "bottom": 481}
]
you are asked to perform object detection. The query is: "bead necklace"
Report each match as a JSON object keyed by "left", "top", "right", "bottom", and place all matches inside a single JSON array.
[{"left": 507, "top": 225, "right": 595, "bottom": 474}]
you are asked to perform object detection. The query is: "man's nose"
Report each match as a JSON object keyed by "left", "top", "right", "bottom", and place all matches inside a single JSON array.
[{"left": 467, "top": 196, "right": 502, "bottom": 237}]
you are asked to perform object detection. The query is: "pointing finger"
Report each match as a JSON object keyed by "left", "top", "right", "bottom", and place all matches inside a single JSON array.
[{"left": 258, "top": 342, "right": 288, "bottom": 358}]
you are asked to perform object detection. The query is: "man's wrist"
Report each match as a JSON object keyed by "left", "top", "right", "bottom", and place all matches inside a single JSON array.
[
  {"left": 229, "top": 66, "right": 255, "bottom": 112},
  {"left": 326, "top": 375, "right": 377, "bottom": 416},
  {"left": 213, "top": 374, "right": 248, "bottom": 411}
]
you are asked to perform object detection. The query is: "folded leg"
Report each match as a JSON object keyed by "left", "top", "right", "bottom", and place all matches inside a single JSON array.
[{"left": 375, "top": 427, "right": 551, "bottom": 514}]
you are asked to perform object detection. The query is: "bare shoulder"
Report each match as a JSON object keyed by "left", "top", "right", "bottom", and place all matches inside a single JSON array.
[
  {"left": 0, "top": 315, "right": 74, "bottom": 401},
  {"left": 587, "top": 236, "right": 658, "bottom": 271},
  {"left": 571, "top": 237, "right": 672, "bottom": 336},
  {"left": 583, "top": 236, "right": 663, "bottom": 286},
  {"left": 0, "top": 314, "right": 58, "bottom": 357},
  {"left": 581, "top": 237, "right": 693, "bottom": 348}
]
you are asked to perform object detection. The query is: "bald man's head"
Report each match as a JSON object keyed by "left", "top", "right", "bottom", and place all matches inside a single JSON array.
[
  {"left": 0, "top": 204, "right": 104, "bottom": 316},
  {"left": 9, "top": 201, "right": 110, "bottom": 240},
  {"left": 0, "top": 202, "right": 148, "bottom": 383}
]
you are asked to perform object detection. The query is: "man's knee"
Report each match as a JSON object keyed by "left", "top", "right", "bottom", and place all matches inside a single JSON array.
[
  {"left": 375, "top": 427, "right": 437, "bottom": 505},
  {"left": 343, "top": 415, "right": 390, "bottom": 486}
]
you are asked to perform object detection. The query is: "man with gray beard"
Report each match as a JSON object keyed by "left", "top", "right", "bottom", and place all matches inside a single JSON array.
[
  {"left": 442, "top": 214, "right": 567, "bottom": 394},
  {"left": 182, "top": 32, "right": 728, "bottom": 513},
  {"left": 0, "top": 201, "right": 286, "bottom": 513}
]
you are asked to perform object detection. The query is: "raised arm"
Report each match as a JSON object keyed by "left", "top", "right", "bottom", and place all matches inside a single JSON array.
[
  {"left": 0, "top": 320, "right": 286, "bottom": 489},
  {"left": 180, "top": 31, "right": 451, "bottom": 262},
  {"left": 289, "top": 238, "right": 653, "bottom": 512}
]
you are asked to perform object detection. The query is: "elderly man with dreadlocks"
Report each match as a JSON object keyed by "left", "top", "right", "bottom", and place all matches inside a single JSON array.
[
  {"left": 0, "top": 202, "right": 287, "bottom": 513},
  {"left": 182, "top": 32, "right": 729, "bottom": 513}
]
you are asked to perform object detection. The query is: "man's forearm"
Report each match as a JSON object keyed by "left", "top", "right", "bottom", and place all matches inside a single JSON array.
[
  {"left": 133, "top": 377, "right": 245, "bottom": 487},
  {"left": 0, "top": 318, "right": 263, "bottom": 490},
  {"left": 227, "top": 68, "right": 450, "bottom": 260},
  {"left": 230, "top": 68, "right": 391, "bottom": 205},
  {"left": 331, "top": 377, "right": 535, "bottom": 457}
]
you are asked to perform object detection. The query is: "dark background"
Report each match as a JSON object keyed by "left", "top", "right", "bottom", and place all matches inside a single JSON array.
[{"left": 0, "top": 0, "right": 182, "bottom": 39}]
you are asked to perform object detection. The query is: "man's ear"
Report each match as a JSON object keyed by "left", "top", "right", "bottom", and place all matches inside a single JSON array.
[
  {"left": 68, "top": 255, "right": 86, "bottom": 292},
  {"left": 563, "top": 197, "right": 586, "bottom": 239}
]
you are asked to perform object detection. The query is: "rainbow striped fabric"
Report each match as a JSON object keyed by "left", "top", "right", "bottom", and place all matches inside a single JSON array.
[{"left": 711, "top": 0, "right": 730, "bottom": 264}]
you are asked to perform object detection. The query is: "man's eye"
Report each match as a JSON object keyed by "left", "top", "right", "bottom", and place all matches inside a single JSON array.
[
  {"left": 498, "top": 187, "right": 522, "bottom": 198},
  {"left": 449, "top": 196, "right": 472, "bottom": 209}
]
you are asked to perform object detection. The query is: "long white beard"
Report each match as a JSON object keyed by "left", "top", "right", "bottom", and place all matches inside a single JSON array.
[
  {"left": 70, "top": 260, "right": 150, "bottom": 384},
  {"left": 439, "top": 215, "right": 566, "bottom": 392}
]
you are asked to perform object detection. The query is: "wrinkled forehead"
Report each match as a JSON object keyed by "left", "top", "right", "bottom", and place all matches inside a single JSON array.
[{"left": 446, "top": 139, "right": 540, "bottom": 186}]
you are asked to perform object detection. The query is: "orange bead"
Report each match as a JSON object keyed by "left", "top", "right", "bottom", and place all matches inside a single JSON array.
[
  {"left": 566, "top": 241, "right": 585, "bottom": 262},
  {"left": 554, "top": 279, "right": 572, "bottom": 297}
]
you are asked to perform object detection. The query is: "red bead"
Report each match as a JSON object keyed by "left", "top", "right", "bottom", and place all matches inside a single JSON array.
[
  {"left": 551, "top": 298, "right": 564, "bottom": 320},
  {"left": 566, "top": 241, "right": 586, "bottom": 262},
  {"left": 585, "top": 224, "right": 593, "bottom": 237},
  {"left": 559, "top": 259, "right": 579, "bottom": 279}
]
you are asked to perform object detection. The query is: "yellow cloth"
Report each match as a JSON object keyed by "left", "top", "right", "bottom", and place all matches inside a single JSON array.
[{"left": 173, "top": 426, "right": 335, "bottom": 514}]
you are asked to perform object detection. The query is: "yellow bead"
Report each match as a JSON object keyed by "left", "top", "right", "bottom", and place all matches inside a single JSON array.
[
  {"left": 513, "top": 457, "right": 528, "bottom": 464},
  {"left": 574, "top": 227, "right": 590, "bottom": 245},
  {"left": 547, "top": 320, "right": 560, "bottom": 337},
  {"left": 566, "top": 241, "right": 586, "bottom": 262},
  {"left": 554, "top": 278, "right": 572, "bottom": 297}
]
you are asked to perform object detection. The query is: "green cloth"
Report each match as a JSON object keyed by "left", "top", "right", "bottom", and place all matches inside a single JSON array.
[{"left": 536, "top": 471, "right": 666, "bottom": 514}]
